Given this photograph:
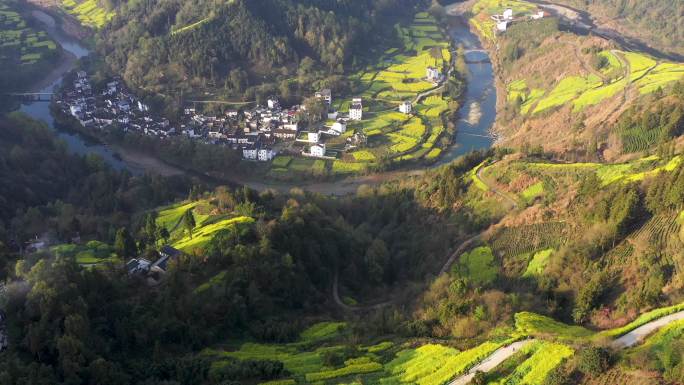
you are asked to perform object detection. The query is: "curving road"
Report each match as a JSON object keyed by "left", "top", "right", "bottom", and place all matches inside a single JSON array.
[
  {"left": 333, "top": 160, "right": 518, "bottom": 311},
  {"left": 448, "top": 340, "right": 534, "bottom": 385},
  {"left": 446, "top": 309, "right": 684, "bottom": 384},
  {"left": 612, "top": 310, "right": 684, "bottom": 349}
]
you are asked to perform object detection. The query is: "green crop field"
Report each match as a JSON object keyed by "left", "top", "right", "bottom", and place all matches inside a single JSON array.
[
  {"left": 269, "top": 10, "right": 453, "bottom": 178},
  {"left": 0, "top": 3, "right": 58, "bottom": 69},
  {"left": 634, "top": 62, "right": 684, "bottom": 94},
  {"left": 381, "top": 341, "right": 509, "bottom": 385},
  {"left": 172, "top": 216, "right": 254, "bottom": 251},
  {"left": 534, "top": 75, "right": 602, "bottom": 113},
  {"left": 62, "top": 0, "right": 114, "bottom": 28},
  {"left": 490, "top": 222, "right": 568, "bottom": 259},
  {"left": 299, "top": 322, "right": 346, "bottom": 343},
  {"left": 515, "top": 312, "right": 592, "bottom": 339},
  {"left": 488, "top": 341, "right": 573, "bottom": 385},
  {"left": 51, "top": 240, "right": 118, "bottom": 265},
  {"left": 624, "top": 52, "right": 657, "bottom": 82},
  {"left": 521, "top": 181, "right": 544, "bottom": 203},
  {"left": 455, "top": 246, "right": 498, "bottom": 285},
  {"left": 522, "top": 248, "right": 553, "bottom": 277}
]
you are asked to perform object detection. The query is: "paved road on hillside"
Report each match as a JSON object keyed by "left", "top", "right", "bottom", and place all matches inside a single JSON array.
[
  {"left": 445, "top": 310, "right": 684, "bottom": 385},
  {"left": 612, "top": 310, "right": 684, "bottom": 348},
  {"left": 448, "top": 340, "right": 535, "bottom": 385}
]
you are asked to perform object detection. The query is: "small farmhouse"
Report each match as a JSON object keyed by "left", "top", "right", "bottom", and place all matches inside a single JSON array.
[
  {"left": 399, "top": 101, "right": 412, "bottom": 114},
  {"left": 349, "top": 103, "right": 363, "bottom": 121}
]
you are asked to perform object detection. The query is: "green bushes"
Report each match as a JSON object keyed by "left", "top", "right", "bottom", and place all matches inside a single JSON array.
[
  {"left": 455, "top": 246, "right": 498, "bottom": 285},
  {"left": 304, "top": 361, "right": 383, "bottom": 382},
  {"left": 515, "top": 312, "right": 592, "bottom": 339},
  {"left": 577, "top": 347, "right": 611, "bottom": 377}
]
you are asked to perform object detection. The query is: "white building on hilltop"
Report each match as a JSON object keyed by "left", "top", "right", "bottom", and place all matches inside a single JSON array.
[{"left": 399, "top": 101, "right": 412, "bottom": 114}]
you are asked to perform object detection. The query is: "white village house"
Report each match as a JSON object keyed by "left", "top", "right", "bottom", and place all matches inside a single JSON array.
[
  {"left": 331, "top": 121, "right": 347, "bottom": 135},
  {"left": 426, "top": 66, "right": 441, "bottom": 82},
  {"left": 399, "top": 101, "right": 412, "bottom": 114},
  {"left": 349, "top": 103, "right": 363, "bottom": 121},
  {"left": 310, "top": 143, "right": 326, "bottom": 157},
  {"left": 315, "top": 89, "right": 332, "bottom": 105}
]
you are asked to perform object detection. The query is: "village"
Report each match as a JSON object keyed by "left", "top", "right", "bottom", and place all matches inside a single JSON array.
[{"left": 56, "top": 65, "right": 447, "bottom": 165}]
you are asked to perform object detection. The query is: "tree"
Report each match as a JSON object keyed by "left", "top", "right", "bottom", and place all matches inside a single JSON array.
[
  {"left": 182, "top": 209, "right": 196, "bottom": 239},
  {"left": 577, "top": 347, "right": 611, "bottom": 377},
  {"left": 114, "top": 227, "right": 137, "bottom": 258},
  {"left": 157, "top": 227, "right": 170, "bottom": 245},
  {"left": 470, "top": 371, "right": 486, "bottom": 385}
]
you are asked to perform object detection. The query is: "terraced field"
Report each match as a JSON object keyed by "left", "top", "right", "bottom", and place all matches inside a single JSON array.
[
  {"left": 485, "top": 341, "right": 574, "bottom": 385},
  {"left": 155, "top": 200, "right": 254, "bottom": 252},
  {"left": 62, "top": 0, "right": 114, "bottom": 28},
  {"left": 272, "top": 11, "right": 454, "bottom": 178},
  {"left": 501, "top": 45, "right": 684, "bottom": 117},
  {"left": 490, "top": 222, "right": 569, "bottom": 258},
  {"left": 629, "top": 211, "right": 682, "bottom": 250},
  {"left": 0, "top": 3, "right": 58, "bottom": 67}
]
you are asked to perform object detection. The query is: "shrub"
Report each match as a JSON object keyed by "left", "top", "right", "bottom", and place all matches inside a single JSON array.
[{"left": 577, "top": 347, "right": 611, "bottom": 377}]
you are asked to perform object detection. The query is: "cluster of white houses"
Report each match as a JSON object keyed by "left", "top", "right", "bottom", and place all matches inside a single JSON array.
[
  {"left": 60, "top": 65, "right": 441, "bottom": 164},
  {"left": 492, "top": 8, "right": 547, "bottom": 32}
]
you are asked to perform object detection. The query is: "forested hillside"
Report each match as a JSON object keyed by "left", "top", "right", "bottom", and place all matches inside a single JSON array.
[
  {"left": 557, "top": 0, "right": 684, "bottom": 58},
  {"left": 0, "top": 113, "right": 189, "bottom": 245},
  {"left": 97, "top": 0, "right": 427, "bottom": 98}
]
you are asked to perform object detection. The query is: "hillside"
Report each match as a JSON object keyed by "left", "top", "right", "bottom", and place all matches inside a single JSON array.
[
  {"left": 96, "top": 0, "right": 428, "bottom": 98},
  {"left": 554, "top": 0, "right": 684, "bottom": 59},
  {"left": 468, "top": 0, "right": 684, "bottom": 161}
]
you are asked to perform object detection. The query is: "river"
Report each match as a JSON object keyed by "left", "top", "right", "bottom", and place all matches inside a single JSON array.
[
  {"left": 18, "top": 10, "right": 142, "bottom": 173},
  {"left": 18, "top": 10, "right": 496, "bottom": 193},
  {"left": 437, "top": 18, "right": 496, "bottom": 165}
]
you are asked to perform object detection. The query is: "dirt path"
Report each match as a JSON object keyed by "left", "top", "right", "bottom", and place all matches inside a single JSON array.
[{"left": 476, "top": 163, "right": 520, "bottom": 208}]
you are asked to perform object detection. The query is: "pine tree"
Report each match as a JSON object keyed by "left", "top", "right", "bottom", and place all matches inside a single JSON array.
[{"left": 182, "top": 209, "right": 196, "bottom": 239}]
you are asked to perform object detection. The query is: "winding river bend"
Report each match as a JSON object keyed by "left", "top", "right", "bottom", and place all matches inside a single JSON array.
[
  {"left": 18, "top": 10, "right": 497, "bottom": 192},
  {"left": 18, "top": 11, "right": 142, "bottom": 173}
]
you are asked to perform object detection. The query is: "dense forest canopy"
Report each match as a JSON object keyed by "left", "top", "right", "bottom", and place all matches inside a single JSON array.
[{"left": 97, "top": 0, "right": 427, "bottom": 96}]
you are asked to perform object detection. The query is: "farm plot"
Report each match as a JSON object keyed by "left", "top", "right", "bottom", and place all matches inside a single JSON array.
[
  {"left": 490, "top": 222, "right": 569, "bottom": 258},
  {"left": 0, "top": 3, "right": 58, "bottom": 67},
  {"left": 455, "top": 246, "right": 499, "bottom": 285},
  {"left": 380, "top": 341, "right": 510, "bottom": 385},
  {"left": 51, "top": 240, "right": 118, "bottom": 265},
  {"left": 515, "top": 312, "right": 592, "bottom": 339},
  {"left": 629, "top": 211, "right": 682, "bottom": 250},
  {"left": 172, "top": 216, "right": 254, "bottom": 252},
  {"left": 624, "top": 52, "right": 657, "bottom": 82},
  {"left": 487, "top": 341, "right": 573, "bottom": 385},
  {"left": 634, "top": 62, "right": 684, "bottom": 94},
  {"left": 62, "top": 0, "right": 114, "bottom": 28},
  {"left": 534, "top": 75, "right": 603, "bottom": 113}
]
